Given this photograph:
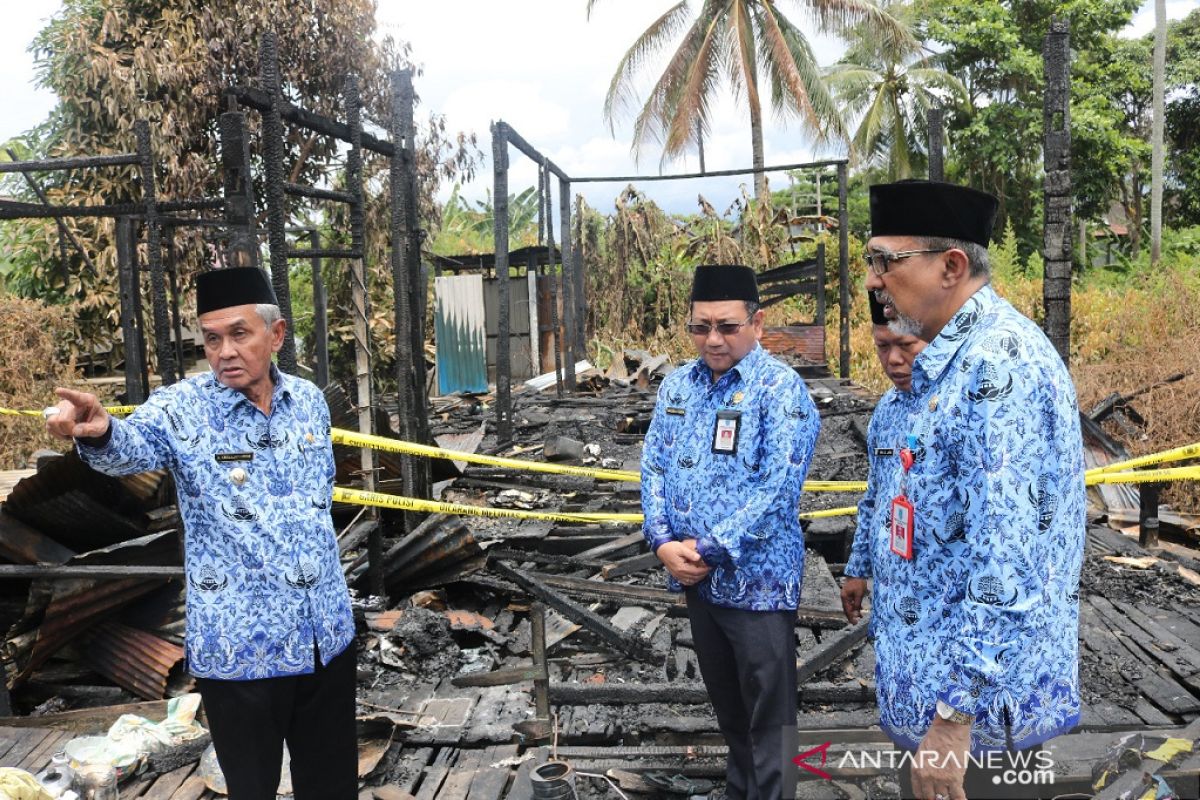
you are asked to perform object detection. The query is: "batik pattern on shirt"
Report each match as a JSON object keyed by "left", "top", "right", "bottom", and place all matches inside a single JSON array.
[
  {"left": 851, "top": 285, "right": 1085, "bottom": 751},
  {"left": 845, "top": 387, "right": 922, "bottom": 580},
  {"left": 78, "top": 367, "right": 355, "bottom": 681},
  {"left": 641, "top": 344, "right": 821, "bottom": 611}
]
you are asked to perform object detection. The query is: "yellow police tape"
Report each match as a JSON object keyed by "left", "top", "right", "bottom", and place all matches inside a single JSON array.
[
  {"left": 334, "top": 485, "right": 862, "bottom": 523},
  {"left": 331, "top": 427, "right": 869, "bottom": 493},
  {"left": 1091, "top": 442, "right": 1200, "bottom": 475},
  {"left": 1086, "top": 465, "right": 1200, "bottom": 486},
  {"left": 0, "top": 406, "right": 136, "bottom": 418},
  {"left": 333, "top": 486, "right": 644, "bottom": 524}
]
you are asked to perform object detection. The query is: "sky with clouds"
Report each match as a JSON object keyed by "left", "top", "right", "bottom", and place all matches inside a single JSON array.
[{"left": 0, "top": 1, "right": 1192, "bottom": 220}]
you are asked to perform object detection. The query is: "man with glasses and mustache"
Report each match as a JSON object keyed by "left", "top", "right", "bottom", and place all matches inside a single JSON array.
[
  {"left": 852, "top": 181, "right": 1085, "bottom": 800},
  {"left": 641, "top": 264, "right": 820, "bottom": 799}
]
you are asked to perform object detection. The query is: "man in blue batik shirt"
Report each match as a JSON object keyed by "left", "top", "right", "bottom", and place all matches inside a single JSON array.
[
  {"left": 842, "top": 291, "right": 925, "bottom": 625},
  {"left": 847, "top": 181, "right": 1085, "bottom": 800},
  {"left": 642, "top": 264, "right": 820, "bottom": 800},
  {"left": 47, "top": 267, "right": 357, "bottom": 800}
]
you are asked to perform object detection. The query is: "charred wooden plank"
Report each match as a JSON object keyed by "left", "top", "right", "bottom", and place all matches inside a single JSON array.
[
  {"left": 796, "top": 618, "right": 869, "bottom": 684},
  {"left": 488, "top": 560, "right": 653, "bottom": 661}
]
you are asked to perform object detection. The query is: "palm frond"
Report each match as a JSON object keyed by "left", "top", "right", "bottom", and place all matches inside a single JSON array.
[
  {"left": 788, "top": 0, "right": 919, "bottom": 56},
  {"left": 601, "top": 0, "right": 692, "bottom": 132},
  {"left": 629, "top": 10, "right": 721, "bottom": 160},
  {"left": 662, "top": 7, "right": 729, "bottom": 157},
  {"left": 756, "top": 4, "right": 845, "bottom": 139}
]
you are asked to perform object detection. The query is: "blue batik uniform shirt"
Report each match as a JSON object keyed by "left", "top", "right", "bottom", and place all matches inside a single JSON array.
[
  {"left": 641, "top": 343, "right": 820, "bottom": 611},
  {"left": 77, "top": 366, "right": 355, "bottom": 681},
  {"left": 845, "top": 386, "right": 922, "bottom": 581},
  {"left": 848, "top": 285, "right": 1085, "bottom": 752}
]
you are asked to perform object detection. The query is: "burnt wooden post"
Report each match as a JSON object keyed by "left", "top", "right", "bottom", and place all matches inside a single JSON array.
[
  {"left": 309, "top": 230, "right": 329, "bottom": 388},
  {"left": 218, "top": 109, "right": 259, "bottom": 269},
  {"left": 543, "top": 165, "right": 564, "bottom": 397},
  {"left": 570, "top": 191, "right": 586, "bottom": 370},
  {"left": 927, "top": 105, "right": 945, "bottom": 181},
  {"left": 530, "top": 601, "right": 551, "bottom": 724},
  {"left": 1140, "top": 483, "right": 1161, "bottom": 549},
  {"left": 116, "top": 217, "right": 148, "bottom": 404},
  {"left": 344, "top": 73, "right": 382, "bottom": 597},
  {"left": 1042, "top": 17, "right": 1073, "bottom": 362},
  {"left": 837, "top": 161, "right": 850, "bottom": 379},
  {"left": 165, "top": 237, "right": 187, "bottom": 380},
  {"left": 260, "top": 33, "right": 299, "bottom": 374},
  {"left": 558, "top": 178, "right": 577, "bottom": 392},
  {"left": 391, "top": 69, "right": 431, "bottom": 527},
  {"left": 135, "top": 120, "right": 175, "bottom": 386},
  {"left": 815, "top": 242, "right": 826, "bottom": 327},
  {"left": 492, "top": 122, "right": 514, "bottom": 443}
]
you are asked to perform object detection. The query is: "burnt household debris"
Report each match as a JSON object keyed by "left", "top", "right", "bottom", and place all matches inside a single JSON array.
[
  {"left": 0, "top": 30, "right": 1198, "bottom": 800},
  {"left": 0, "top": 349, "right": 1198, "bottom": 800}
]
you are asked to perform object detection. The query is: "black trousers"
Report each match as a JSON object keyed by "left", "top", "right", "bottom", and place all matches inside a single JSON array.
[
  {"left": 195, "top": 644, "right": 358, "bottom": 800},
  {"left": 686, "top": 589, "right": 797, "bottom": 800},
  {"left": 899, "top": 742, "right": 1048, "bottom": 800}
]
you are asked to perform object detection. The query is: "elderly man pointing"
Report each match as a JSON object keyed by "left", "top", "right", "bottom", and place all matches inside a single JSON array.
[
  {"left": 46, "top": 267, "right": 357, "bottom": 800},
  {"left": 854, "top": 181, "right": 1085, "bottom": 800}
]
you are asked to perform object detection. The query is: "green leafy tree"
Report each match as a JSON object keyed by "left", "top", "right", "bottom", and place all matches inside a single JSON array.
[
  {"left": 591, "top": 0, "right": 913, "bottom": 199},
  {"left": 826, "top": 3, "right": 967, "bottom": 180},
  {"left": 915, "top": 0, "right": 1141, "bottom": 252},
  {"left": 1165, "top": 8, "right": 1200, "bottom": 226}
]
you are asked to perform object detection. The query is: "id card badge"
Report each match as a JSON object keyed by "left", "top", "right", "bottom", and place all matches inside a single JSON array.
[
  {"left": 711, "top": 410, "right": 741, "bottom": 455},
  {"left": 889, "top": 495, "right": 914, "bottom": 559}
]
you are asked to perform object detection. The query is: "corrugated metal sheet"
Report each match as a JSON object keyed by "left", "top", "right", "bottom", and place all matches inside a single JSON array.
[
  {"left": 3, "top": 452, "right": 170, "bottom": 553},
  {"left": 80, "top": 621, "right": 186, "bottom": 700},
  {"left": 1080, "top": 413, "right": 1140, "bottom": 515},
  {"left": 435, "top": 274, "right": 488, "bottom": 395}
]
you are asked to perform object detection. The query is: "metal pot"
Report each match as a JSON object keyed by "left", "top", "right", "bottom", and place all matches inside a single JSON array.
[{"left": 72, "top": 762, "right": 119, "bottom": 800}]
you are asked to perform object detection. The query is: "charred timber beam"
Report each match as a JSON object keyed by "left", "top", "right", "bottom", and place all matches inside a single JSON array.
[
  {"left": 136, "top": 119, "right": 175, "bottom": 386},
  {"left": 0, "top": 153, "right": 139, "bottom": 173},
  {"left": 285, "top": 248, "right": 361, "bottom": 260},
  {"left": 546, "top": 680, "right": 876, "bottom": 706},
  {"left": 498, "top": 122, "right": 568, "bottom": 181},
  {"left": 488, "top": 559, "right": 654, "bottom": 661},
  {"left": 570, "top": 158, "right": 848, "bottom": 184},
  {"left": 259, "top": 34, "right": 298, "bottom": 374},
  {"left": 6, "top": 148, "right": 97, "bottom": 275},
  {"left": 283, "top": 182, "right": 354, "bottom": 204},
  {"left": 0, "top": 198, "right": 222, "bottom": 220},
  {"left": 796, "top": 617, "right": 869, "bottom": 684},
  {"left": 219, "top": 110, "right": 259, "bottom": 268},
  {"left": 231, "top": 85, "right": 395, "bottom": 156},
  {"left": 0, "top": 565, "right": 183, "bottom": 579},
  {"left": 492, "top": 122, "right": 514, "bottom": 443}
]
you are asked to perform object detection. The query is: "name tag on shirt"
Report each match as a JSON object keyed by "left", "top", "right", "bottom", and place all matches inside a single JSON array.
[
  {"left": 215, "top": 452, "right": 254, "bottom": 463},
  {"left": 875, "top": 447, "right": 895, "bottom": 457},
  {"left": 711, "top": 410, "right": 741, "bottom": 455},
  {"left": 890, "top": 495, "right": 914, "bottom": 559},
  {"left": 666, "top": 407, "right": 686, "bottom": 416}
]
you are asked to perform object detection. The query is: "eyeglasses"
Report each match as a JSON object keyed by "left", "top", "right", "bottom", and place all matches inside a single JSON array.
[
  {"left": 686, "top": 313, "right": 754, "bottom": 336},
  {"left": 864, "top": 248, "right": 949, "bottom": 276}
]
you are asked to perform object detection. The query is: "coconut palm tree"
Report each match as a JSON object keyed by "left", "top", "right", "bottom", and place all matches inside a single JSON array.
[
  {"left": 591, "top": 0, "right": 914, "bottom": 199},
  {"left": 825, "top": 13, "right": 966, "bottom": 180}
]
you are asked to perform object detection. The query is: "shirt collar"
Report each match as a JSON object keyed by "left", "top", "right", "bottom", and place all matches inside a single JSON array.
[
  {"left": 687, "top": 342, "right": 765, "bottom": 387},
  {"left": 210, "top": 363, "right": 292, "bottom": 414},
  {"left": 911, "top": 284, "right": 999, "bottom": 394}
]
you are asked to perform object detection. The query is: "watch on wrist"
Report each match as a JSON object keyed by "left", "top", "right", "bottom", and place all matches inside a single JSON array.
[{"left": 935, "top": 699, "right": 975, "bottom": 725}]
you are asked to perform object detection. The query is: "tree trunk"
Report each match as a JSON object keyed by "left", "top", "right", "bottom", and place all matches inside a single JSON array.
[
  {"left": 749, "top": 95, "right": 767, "bottom": 200},
  {"left": 1150, "top": 0, "right": 1166, "bottom": 266}
]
